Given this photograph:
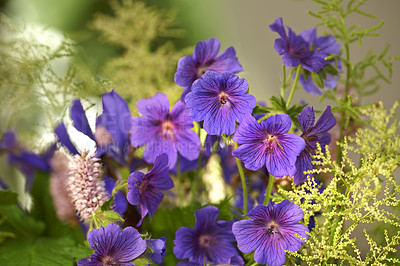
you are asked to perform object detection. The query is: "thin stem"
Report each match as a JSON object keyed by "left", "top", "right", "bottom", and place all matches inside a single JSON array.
[
  {"left": 176, "top": 154, "right": 182, "bottom": 206},
  {"left": 264, "top": 175, "right": 275, "bottom": 205},
  {"left": 286, "top": 65, "right": 301, "bottom": 108},
  {"left": 234, "top": 142, "right": 247, "bottom": 214},
  {"left": 112, "top": 181, "right": 128, "bottom": 197},
  {"left": 281, "top": 64, "right": 286, "bottom": 99},
  {"left": 0, "top": 209, "right": 30, "bottom": 238}
]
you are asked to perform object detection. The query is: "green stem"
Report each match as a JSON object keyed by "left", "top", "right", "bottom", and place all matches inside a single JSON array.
[
  {"left": 176, "top": 154, "right": 182, "bottom": 206},
  {"left": 0, "top": 209, "right": 30, "bottom": 238},
  {"left": 234, "top": 142, "right": 247, "bottom": 214},
  {"left": 286, "top": 65, "right": 301, "bottom": 108},
  {"left": 281, "top": 64, "right": 286, "bottom": 99},
  {"left": 337, "top": 42, "right": 351, "bottom": 164},
  {"left": 191, "top": 126, "right": 203, "bottom": 204},
  {"left": 264, "top": 175, "right": 275, "bottom": 205},
  {"left": 112, "top": 181, "right": 128, "bottom": 197}
]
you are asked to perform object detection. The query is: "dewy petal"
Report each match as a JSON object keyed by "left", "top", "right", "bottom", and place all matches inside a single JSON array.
[
  {"left": 136, "top": 93, "right": 170, "bottom": 121},
  {"left": 193, "top": 38, "right": 221, "bottom": 65},
  {"left": 273, "top": 200, "right": 304, "bottom": 225},
  {"left": 147, "top": 153, "right": 174, "bottom": 190},
  {"left": 54, "top": 123, "right": 79, "bottom": 155},
  {"left": 262, "top": 113, "right": 291, "bottom": 135},
  {"left": 209, "top": 46, "right": 243, "bottom": 74},
  {"left": 101, "top": 90, "right": 131, "bottom": 148},
  {"left": 298, "top": 106, "right": 316, "bottom": 133},
  {"left": 71, "top": 99, "right": 95, "bottom": 141}
]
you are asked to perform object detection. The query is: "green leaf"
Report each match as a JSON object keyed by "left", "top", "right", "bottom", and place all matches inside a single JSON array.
[
  {"left": 30, "top": 172, "right": 83, "bottom": 241},
  {"left": 0, "top": 205, "right": 45, "bottom": 238},
  {"left": 0, "top": 237, "right": 87, "bottom": 266},
  {"left": 311, "top": 72, "right": 324, "bottom": 89},
  {"left": 0, "top": 231, "right": 15, "bottom": 244},
  {"left": 252, "top": 105, "right": 270, "bottom": 115},
  {"left": 323, "top": 63, "right": 339, "bottom": 76},
  {"left": 0, "top": 190, "right": 18, "bottom": 206}
]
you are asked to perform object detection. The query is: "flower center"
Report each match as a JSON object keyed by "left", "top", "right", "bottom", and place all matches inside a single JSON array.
[
  {"left": 218, "top": 91, "right": 229, "bottom": 106},
  {"left": 161, "top": 120, "right": 175, "bottom": 139},
  {"left": 264, "top": 134, "right": 279, "bottom": 153},
  {"left": 266, "top": 221, "right": 279, "bottom": 236},
  {"left": 199, "top": 234, "right": 216, "bottom": 248},
  {"left": 102, "top": 256, "right": 118, "bottom": 265},
  {"left": 139, "top": 179, "right": 150, "bottom": 192},
  {"left": 197, "top": 66, "right": 208, "bottom": 78}
]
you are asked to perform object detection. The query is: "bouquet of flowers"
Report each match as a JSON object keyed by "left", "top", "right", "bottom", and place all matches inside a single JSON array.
[{"left": 0, "top": 0, "right": 399, "bottom": 265}]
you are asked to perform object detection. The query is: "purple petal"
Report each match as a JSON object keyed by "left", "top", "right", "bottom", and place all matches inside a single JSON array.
[
  {"left": 147, "top": 153, "right": 174, "bottom": 190},
  {"left": 298, "top": 106, "right": 316, "bottom": 133},
  {"left": 300, "top": 54, "right": 327, "bottom": 73},
  {"left": 193, "top": 38, "right": 221, "bottom": 65},
  {"left": 145, "top": 237, "right": 166, "bottom": 264},
  {"left": 279, "top": 223, "right": 309, "bottom": 252},
  {"left": 299, "top": 74, "right": 323, "bottom": 95},
  {"left": 180, "top": 86, "right": 192, "bottom": 101},
  {"left": 254, "top": 234, "right": 286, "bottom": 266},
  {"left": 101, "top": 90, "right": 131, "bottom": 148},
  {"left": 208, "top": 47, "right": 243, "bottom": 74},
  {"left": 281, "top": 53, "right": 300, "bottom": 68},
  {"left": 232, "top": 143, "right": 266, "bottom": 171},
  {"left": 143, "top": 139, "right": 178, "bottom": 169},
  {"left": 266, "top": 133, "right": 305, "bottom": 177},
  {"left": 129, "top": 117, "right": 160, "bottom": 147},
  {"left": 309, "top": 106, "right": 336, "bottom": 137},
  {"left": 54, "top": 123, "right": 79, "bottom": 155},
  {"left": 273, "top": 200, "right": 304, "bottom": 225},
  {"left": 269, "top": 17, "right": 287, "bottom": 40},
  {"left": 299, "top": 28, "right": 317, "bottom": 45},
  {"left": 262, "top": 113, "right": 291, "bottom": 135},
  {"left": 127, "top": 172, "right": 145, "bottom": 206},
  {"left": 173, "top": 227, "right": 197, "bottom": 260},
  {"left": 293, "top": 151, "right": 314, "bottom": 185},
  {"left": 232, "top": 219, "right": 268, "bottom": 254},
  {"left": 175, "top": 129, "right": 201, "bottom": 161},
  {"left": 174, "top": 56, "right": 198, "bottom": 87},
  {"left": 193, "top": 206, "right": 219, "bottom": 232},
  {"left": 139, "top": 189, "right": 164, "bottom": 223},
  {"left": 77, "top": 255, "right": 102, "bottom": 266},
  {"left": 136, "top": 93, "right": 169, "bottom": 121},
  {"left": 233, "top": 114, "right": 266, "bottom": 144},
  {"left": 0, "top": 130, "right": 17, "bottom": 151},
  {"left": 246, "top": 204, "right": 273, "bottom": 221},
  {"left": 71, "top": 99, "right": 95, "bottom": 141}
]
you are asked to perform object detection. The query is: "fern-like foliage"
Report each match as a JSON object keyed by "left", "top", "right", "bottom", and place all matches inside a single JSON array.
[
  {"left": 90, "top": 0, "right": 187, "bottom": 110},
  {"left": 280, "top": 101, "right": 400, "bottom": 265}
]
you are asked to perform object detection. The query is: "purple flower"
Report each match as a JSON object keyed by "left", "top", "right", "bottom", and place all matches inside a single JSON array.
[
  {"left": 144, "top": 237, "right": 166, "bottom": 264},
  {"left": 130, "top": 93, "right": 201, "bottom": 169},
  {"left": 298, "top": 28, "right": 342, "bottom": 95},
  {"left": 173, "top": 206, "right": 242, "bottom": 265},
  {"left": 294, "top": 106, "right": 336, "bottom": 184},
  {"left": 232, "top": 200, "right": 309, "bottom": 266},
  {"left": 174, "top": 38, "right": 243, "bottom": 100},
  {"left": 270, "top": 17, "right": 327, "bottom": 73},
  {"left": 127, "top": 153, "right": 174, "bottom": 225},
  {"left": 185, "top": 71, "right": 256, "bottom": 135},
  {"left": 77, "top": 223, "right": 146, "bottom": 266},
  {"left": 232, "top": 113, "right": 305, "bottom": 177}
]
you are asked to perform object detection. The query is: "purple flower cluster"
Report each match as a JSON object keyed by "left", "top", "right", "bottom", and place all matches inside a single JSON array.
[{"left": 175, "top": 38, "right": 243, "bottom": 100}]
